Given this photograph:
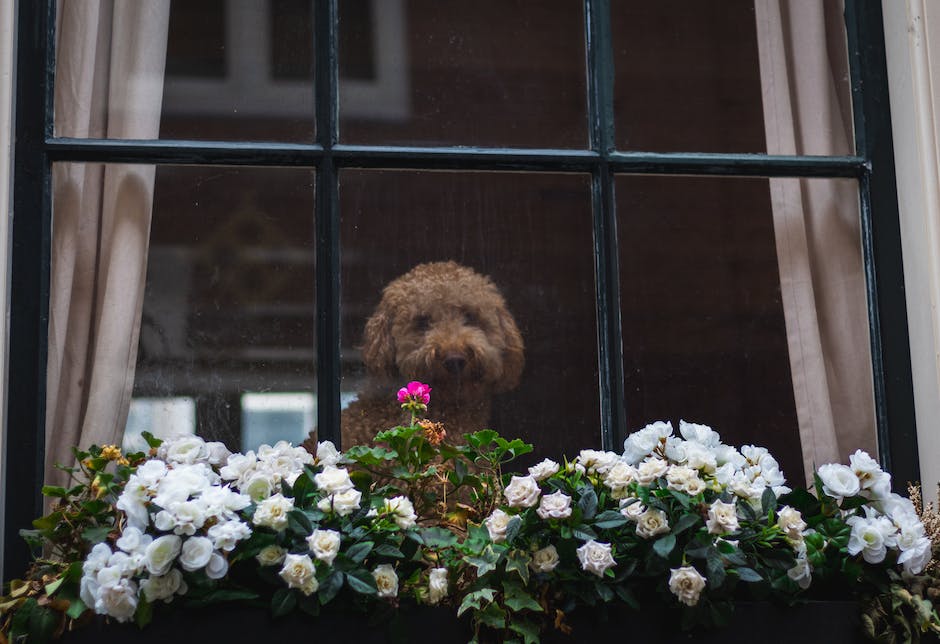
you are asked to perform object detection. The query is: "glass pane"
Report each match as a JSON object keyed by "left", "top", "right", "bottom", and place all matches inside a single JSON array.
[
  {"left": 340, "top": 171, "right": 598, "bottom": 458},
  {"left": 611, "top": 1, "right": 853, "bottom": 154},
  {"left": 339, "top": 0, "right": 588, "bottom": 148},
  {"left": 54, "top": 1, "right": 316, "bottom": 142},
  {"left": 617, "top": 176, "right": 875, "bottom": 483}
]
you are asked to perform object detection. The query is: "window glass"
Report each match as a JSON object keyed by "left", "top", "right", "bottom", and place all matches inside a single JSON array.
[
  {"left": 617, "top": 175, "right": 875, "bottom": 481},
  {"left": 131, "top": 165, "right": 316, "bottom": 450},
  {"left": 339, "top": 0, "right": 588, "bottom": 148},
  {"left": 610, "top": 0, "right": 853, "bottom": 154},
  {"left": 339, "top": 170, "right": 598, "bottom": 457}
]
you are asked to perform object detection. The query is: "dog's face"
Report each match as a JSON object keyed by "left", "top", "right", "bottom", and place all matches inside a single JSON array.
[{"left": 362, "top": 262, "right": 524, "bottom": 399}]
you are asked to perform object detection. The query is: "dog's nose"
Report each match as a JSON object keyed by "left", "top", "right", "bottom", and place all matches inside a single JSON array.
[{"left": 443, "top": 354, "right": 466, "bottom": 374}]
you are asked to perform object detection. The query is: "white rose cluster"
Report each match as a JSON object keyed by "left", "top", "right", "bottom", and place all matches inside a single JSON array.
[
  {"left": 85, "top": 436, "right": 258, "bottom": 621},
  {"left": 622, "top": 420, "right": 791, "bottom": 509},
  {"left": 219, "top": 440, "right": 316, "bottom": 502}
]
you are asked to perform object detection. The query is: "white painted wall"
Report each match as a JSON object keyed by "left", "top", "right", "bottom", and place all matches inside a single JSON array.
[
  {"left": 883, "top": 0, "right": 940, "bottom": 495},
  {"left": 0, "top": 0, "right": 15, "bottom": 582}
]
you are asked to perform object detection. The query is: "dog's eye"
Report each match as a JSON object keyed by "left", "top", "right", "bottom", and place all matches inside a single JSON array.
[
  {"left": 414, "top": 315, "right": 431, "bottom": 331},
  {"left": 463, "top": 310, "right": 479, "bottom": 327}
]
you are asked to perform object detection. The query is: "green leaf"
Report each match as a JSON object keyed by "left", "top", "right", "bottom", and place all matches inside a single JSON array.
[
  {"left": 671, "top": 513, "right": 700, "bottom": 535},
  {"left": 504, "top": 516, "right": 523, "bottom": 545},
  {"left": 572, "top": 526, "right": 598, "bottom": 541},
  {"left": 287, "top": 509, "right": 314, "bottom": 535},
  {"left": 318, "top": 571, "right": 344, "bottom": 605},
  {"left": 43, "top": 577, "right": 65, "bottom": 596},
  {"left": 464, "top": 545, "right": 501, "bottom": 577},
  {"left": 373, "top": 544, "right": 405, "bottom": 559},
  {"left": 41, "top": 486, "right": 68, "bottom": 498},
  {"left": 457, "top": 588, "right": 497, "bottom": 617},
  {"left": 503, "top": 580, "right": 542, "bottom": 612},
  {"left": 346, "top": 541, "right": 374, "bottom": 564},
  {"left": 141, "top": 431, "right": 163, "bottom": 448},
  {"left": 594, "top": 580, "right": 614, "bottom": 602},
  {"left": 135, "top": 597, "right": 153, "bottom": 628},
  {"left": 346, "top": 569, "right": 378, "bottom": 595},
  {"left": 578, "top": 489, "right": 598, "bottom": 520},
  {"left": 669, "top": 489, "right": 692, "bottom": 509},
  {"left": 65, "top": 597, "right": 88, "bottom": 620},
  {"left": 271, "top": 588, "right": 297, "bottom": 618},
  {"left": 761, "top": 487, "right": 777, "bottom": 516},
  {"left": 653, "top": 534, "right": 676, "bottom": 559},
  {"left": 734, "top": 567, "right": 764, "bottom": 583},
  {"left": 477, "top": 603, "right": 507, "bottom": 629},
  {"left": 27, "top": 604, "right": 58, "bottom": 644},
  {"left": 507, "top": 618, "right": 542, "bottom": 644},
  {"left": 706, "top": 549, "right": 726, "bottom": 589},
  {"left": 614, "top": 584, "right": 639, "bottom": 609},
  {"left": 183, "top": 589, "right": 261, "bottom": 608},
  {"left": 420, "top": 526, "right": 460, "bottom": 548},
  {"left": 594, "top": 510, "right": 629, "bottom": 530},
  {"left": 81, "top": 525, "right": 112, "bottom": 544}
]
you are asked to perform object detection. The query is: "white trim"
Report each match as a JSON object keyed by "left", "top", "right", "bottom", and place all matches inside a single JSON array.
[
  {"left": 883, "top": 0, "right": 940, "bottom": 493},
  {"left": 162, "top": 0, "right": 410, "bottom": 121},
  {"left": 0, "top": 0, "right": 14, "bottom": 583}
]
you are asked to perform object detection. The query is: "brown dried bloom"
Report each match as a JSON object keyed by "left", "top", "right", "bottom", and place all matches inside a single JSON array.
[
  {"left": 419, "top": 420, "right": 447, "bottom": 446},
  {"left": 909, "top": 482, "right": 940, "bottom": 574}
]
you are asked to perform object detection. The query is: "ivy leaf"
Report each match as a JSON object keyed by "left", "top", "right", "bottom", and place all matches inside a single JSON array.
[
  {"left": 420, "top": 527, "right": 460, "bottom": 548},
  {"left": 457, "top": 588, "right": 497, "bottom": 617},
  {"left": 478, "top": 603, "right": 507, "bottom": 629},
  {"left": 81, "top": 526, "right": 111, "bottom": 545},
  {"left": 464, "top": 545, "right": 502, "bottom": 577},
  {"left": 505, "top": 550, "right": 532, "bottom": 585},
  {"left": 271, "top": 588, "right": 297, "bottom": 618},
  {"left": 653, "top": 534, "right": 676, "bottom": 559},
  {"left": 503, "top": 580, "right": 542, "bottom": 612},
  {"left": 507, "top": 618, "right": 542, "bottom": 644}
]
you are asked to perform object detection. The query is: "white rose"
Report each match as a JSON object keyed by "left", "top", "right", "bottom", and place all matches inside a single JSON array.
[
  {"left": 145, "top": 535, "right": 182, "bottom": 576},
  {"left": 669, "top": 566, "right": 707, "bottom": 606},
  {"left": 208, "top": 520, "right": 252, "bottom": 552},
  {"left": 846, "top": 514, "right": 895, "bottom": 564},
  {"left": 636, "top": 457, "right": 669, "bottom": 485},
  {"left": 619, "top": 498, "right": 646, "bottom": 521},
  {"left": 83, "top": 543, "right": 113, "bottom": 576},
  {"left": 787, "top": 555, "right": 812, "bottom": 589},
  {"left": 243, "top": 473, "right": 276, "bottom": 502},
  {"left": 817, "top": 463, "right": 861, "bottom": 501},
  {"left": 116, "top": 527, "right": 152, "bottom": 555},
  {"left": 116, "top": 483, "right": 151, "bottom": 531},
  {"left": 220, "top": 451, "right": 258, "bottom": 483},
  {"left": 162, "top": 435, "right": 209, "bottom": 465},
  {"left": 529, "top": 545, "right": 560, "bottom": 573},
  {"left": 622, "top": 421, "right": 673, "bottom": 464},
  {"left": 576, "top": 540, "right": 616, "bottom": 577},
  {"left": 205, "top": 552, "right": 229, "bottom": 579},
  {"left": 179, "top": 536, "right": 214, "bottom": 571},
  {"left": 205, "top": 441, "right": 232, "bottom": 466},
  {"left": 578, "top": 450, "right": 622, "bottom": 475},
  {"left": 318, "top": 488, "right": 362, "bottom": 516},
  {"left": 528, "top": 459, "right": 560, "bottom": 481},
  {"left": 314, "top": 466, "right": 354, "bottom": 494},
  {"left": 484, "top": 508, "right": 515, "bottom": 543},
  {"left": 169, "top": 499, "right": 208, "bottom": 536},
  {"left": 603, "top": 462, "right": 637, "bottom": 498},
  {"left": 503, "top": 475, "right": 541, "bottom": 508},
  {"left": 428, "top": 567, "right": 448, "bottom": 604},
  {"left": 140, "top": 568, "right": 184, "bottom": 603},
  {"left": 678, "top": 420, "right": 721, "bottom": 447},
  {"left": 705, "top": 499, "right": 739, "bottom": 535},
  {"left": 154, "top": 510, "right": 176, "bottom": 532},
  {"left": 383, "top": 496, "right": 418, "bottom": 529},
  {"left": 317, "top": 441, "right": 342, "bottom": 467},
  {"left": 373, "top": 564, "right": 399, "bottom": 598},
  {"left": 252, "top": 493, "right": 294, "bottom": 532},
  {"left": 713, "top": 445, "right": 746, "bottom": 469},
  {"left": 898, "top": 536, "right": 932, "bottom": 575},
  {"left": 307, "top": 528, "right": 342, "bottom": 565},
  {"left": 776, "top": 506, "right": 807, "bottom": 541},
  {"left": 666, "top": 465, "right": 705, "bottom": 496},
  {"left": 80, "top": 576, "right": 100, "bottom": 610},
  {"left": 135, "top": 459, "right": 169, "bottom": 487},
  {"left": 682, "top": 442, "right": 717, "bottom": 473},
  {"left": 279, "top": 554, "right": 319, "bottom": 595},
  {"left": 256, "top": 545, "right": 288, "bottom": 567},
  {"left": 536, "top": 491, "right": 573, "bottom": 520},
  {"left": 95, "top": 578, "right": 138, "bottom": 622},
  {"left": 635, "top": 508, "right": 670, "bottom": 539}
]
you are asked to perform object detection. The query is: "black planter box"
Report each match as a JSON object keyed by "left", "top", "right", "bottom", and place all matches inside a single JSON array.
[{"left": 58, "top": 601, "right": 889, "bottom": 644}]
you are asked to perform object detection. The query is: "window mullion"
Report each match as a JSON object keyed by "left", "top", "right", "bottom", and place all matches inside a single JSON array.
[
  {"left": 314, "top": 0, "right": 342, "bottom": 446},
  {"left": 585, "top": 0, "right": 625, "bottom": 451}
]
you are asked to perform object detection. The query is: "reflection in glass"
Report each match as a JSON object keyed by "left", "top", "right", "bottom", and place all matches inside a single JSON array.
[
  {"left": 339, "top": 0, "right": 588, "bottom": 148},
  {"left": 133, "top": 166, "right": 317, "bottom": 450},
  {"left": 617, "top": 176, "right": 874, "bottom": 483},
  {"left": 611, "top": 0, "right": 852, "bottom": 154},
  {"left": 340, "top": 170, "right": 598, "bottom": 458}
]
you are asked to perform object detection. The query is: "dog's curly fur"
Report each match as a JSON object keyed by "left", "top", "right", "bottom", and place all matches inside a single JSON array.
[{"left": 306, "top": 261, "right": 524, "bottom": 450}]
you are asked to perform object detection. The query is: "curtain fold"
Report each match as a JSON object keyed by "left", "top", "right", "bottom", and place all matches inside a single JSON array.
[
  {"left": 45, "top": 1, "right": 170, "bottom": 485},
  {"left": 755, "top": 0, "right": 878, "bottom": 482}
]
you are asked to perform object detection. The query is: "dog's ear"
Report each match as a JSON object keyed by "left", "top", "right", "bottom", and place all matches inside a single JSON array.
[
  {"left": 495, "top": 307, "right": 525, "bottom": 393},
  {"left": 362, "top": 306, "right": 398, "bottom": 378}
]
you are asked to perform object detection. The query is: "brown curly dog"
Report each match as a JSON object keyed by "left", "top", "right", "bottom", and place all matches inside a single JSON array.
[{"left": 306, "top": 261, "right": 524, "bottom": 450}]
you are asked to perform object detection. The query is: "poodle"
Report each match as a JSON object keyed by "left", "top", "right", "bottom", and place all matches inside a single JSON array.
[{"left": 307, "top": 261, "right": 524, "bottom": 450}]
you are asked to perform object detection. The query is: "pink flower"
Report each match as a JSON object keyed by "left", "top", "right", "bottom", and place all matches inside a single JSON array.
[{"left": 397, "top": 381, "right": 431, "bottom": 405}]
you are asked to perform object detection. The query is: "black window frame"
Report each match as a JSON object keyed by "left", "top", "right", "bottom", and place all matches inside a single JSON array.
[{"left": 5, "top": 0, "right": 918, "bottom": 577}]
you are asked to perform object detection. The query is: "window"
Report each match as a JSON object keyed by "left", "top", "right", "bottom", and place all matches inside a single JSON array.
[{"left": 7, "top": 1, "right": 918, "bottom": 577}]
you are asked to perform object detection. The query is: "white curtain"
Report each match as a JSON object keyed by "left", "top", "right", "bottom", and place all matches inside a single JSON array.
[
  {"left": 46, "top": 1, "right": 170, "bottom": 485},
  {"left": 755, "top": 0, "right": 878, "bottom": 482}
]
